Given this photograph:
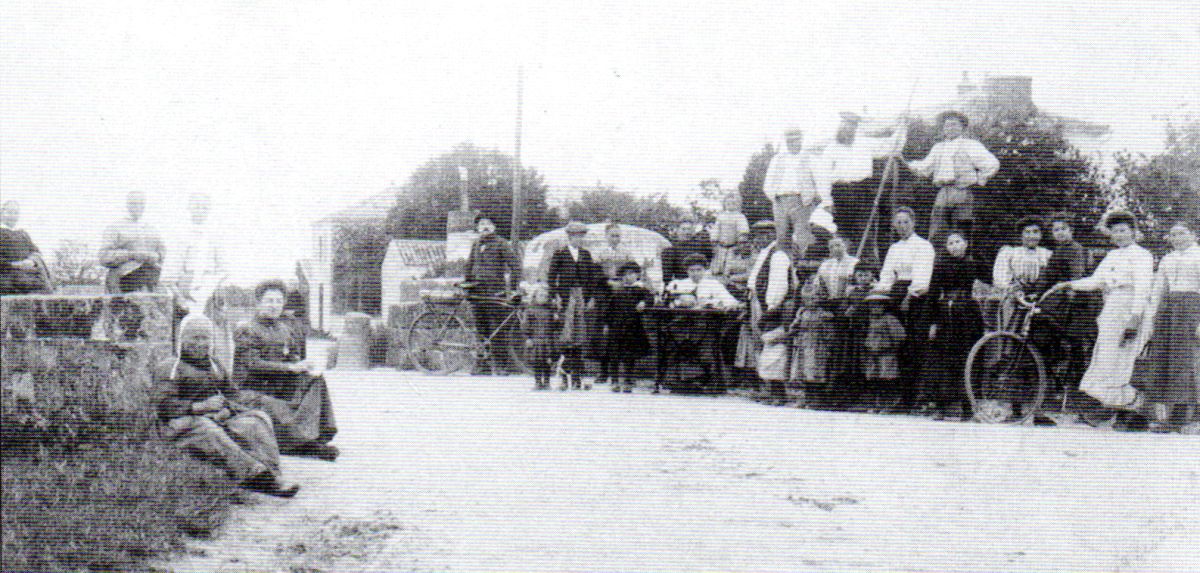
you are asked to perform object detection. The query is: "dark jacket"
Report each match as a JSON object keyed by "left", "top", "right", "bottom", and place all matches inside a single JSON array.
[
  {"left": 156, "top": 357, "right": 236, "bottom": 421},
  {"left": 465, "top": 234, "right": 519, "bottom": 292},
  {"left": 547, "top": 246, "right": 606, "bottom": 302},
  {"left": 661, "top": 231, "right": 714, "bottom": 283}
]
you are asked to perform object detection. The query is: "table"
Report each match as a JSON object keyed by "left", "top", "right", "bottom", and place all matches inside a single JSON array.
[{"left": 642, "top": 306, "right": 743, "bottom": 394}]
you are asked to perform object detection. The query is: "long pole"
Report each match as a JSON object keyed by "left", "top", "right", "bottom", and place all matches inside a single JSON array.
[
  {"left": 511, "top": 65, "right": 524, "bottom": 242},
  {"left": 854, "top": 79, "right": 920, "bottom": 261}
]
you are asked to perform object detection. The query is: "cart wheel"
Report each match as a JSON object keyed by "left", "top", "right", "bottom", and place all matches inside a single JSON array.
[
  {"left": 406, "top": 311, "right": 477, "bottom": 375},
  {"left": 964, "top": 331, "right": 1047, "bottom": 424}
]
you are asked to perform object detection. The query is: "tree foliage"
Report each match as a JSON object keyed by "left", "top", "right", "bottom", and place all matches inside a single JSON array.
[
  {"left": 564, "top": 184, "right": 688, "bottom": 237},
  {"left": 331, "top": 220, "right": 389, "bottom": 315},
  {"left": 1114, "top": 118, "right": 1200, "bottom": 245},
  {"left": 384, "top": 142, "right": 557, "bottom": 241}
]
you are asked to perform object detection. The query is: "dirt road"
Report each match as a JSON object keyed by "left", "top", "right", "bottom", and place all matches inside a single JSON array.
[{"left": 166, "top": 369, "right": 1199, "bottom": 573}]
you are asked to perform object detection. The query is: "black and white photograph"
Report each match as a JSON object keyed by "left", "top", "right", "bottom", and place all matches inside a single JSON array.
[{"left": 1, "top": 1, "right": 1197, "bottom": 571}]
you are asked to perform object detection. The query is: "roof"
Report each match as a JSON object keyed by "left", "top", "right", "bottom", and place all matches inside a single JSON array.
[{"left": 314, "top": 187, "right": 399, "bottom": 226}]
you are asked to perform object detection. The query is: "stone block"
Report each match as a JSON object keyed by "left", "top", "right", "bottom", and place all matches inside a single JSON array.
[{"left": 1, "top": 294, "right": 174, "bottom": 447}]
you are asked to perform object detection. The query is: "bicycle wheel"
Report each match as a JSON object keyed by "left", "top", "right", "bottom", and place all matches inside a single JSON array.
[
  {"left": 406, "top": 310, "right": 477, "bottom": 375},
  {"left": 964, "top": 331, "right": 1047, "bottom": 424}
]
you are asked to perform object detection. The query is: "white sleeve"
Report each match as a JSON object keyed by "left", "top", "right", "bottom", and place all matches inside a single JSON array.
[
  {"left": 762, "top": 157, "right": 782, "bottom": 200},
  {"left": 907, "top": 144, "right": 939, "bottom": 178},
  {"left": 1071, "top": 254, "right": 1109, "bottom": 292},
  {"left": 876, "top": 246, "right": 897, "bottom": 292},
  {"left": 1129, "top": 250, "right": 1156, "bottom": 318},
  {"left": 736, "top": 214, "right": 750, "bottom": 236},
  {"left": 992, "top": 247, "right": 1013, "bottom": 289},
  {"left": 765, "top": 251, "right": 791, "bottom": 308},
  {"left": 969, "top": 140, "right": 1001, "bottom": 182},
  {"left": 909, "top": 241, "right": 935, "bottom": 295}
]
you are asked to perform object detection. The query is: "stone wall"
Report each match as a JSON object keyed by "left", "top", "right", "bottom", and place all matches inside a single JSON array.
[{"left": 1, "top": 294, "right": 173, "bottom": 447}]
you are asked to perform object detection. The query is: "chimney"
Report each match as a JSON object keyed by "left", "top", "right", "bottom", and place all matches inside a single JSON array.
[{"left": 983, "top": 76, "right": 1034, "bottom": 114}]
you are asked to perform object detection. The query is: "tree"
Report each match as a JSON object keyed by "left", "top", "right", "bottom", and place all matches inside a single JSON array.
[
  {"left": 965, "top": 107, "right": 1109, "bottom": 260},
  {"left": 1113, "top": 118, "right": 1200, "bottom": 249},
  {"left": 735, "top": 143, "right": 776, "bottom": 226},
  {"left": 331, "top": 220, "right": 389, "bottom": 315},
  {"left": 564, "top": 184, "right": 687, "bottom": 237},
  {"left": 384, "top": 142, "right": 557, "bottom": 241}
]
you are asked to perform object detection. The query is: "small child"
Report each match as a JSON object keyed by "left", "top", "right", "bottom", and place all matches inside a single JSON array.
[
  {"left": 862, "top": 292, "right": 906, "bottom": 412},
  {"left": 711, "top": 193, "right": 751, "bottom": 279},
  {"left": 523, "top": 285, "right": 560, "bottom": 391},
  {"left": 603, "top": 262, "right": 653, "bottom": 393}
]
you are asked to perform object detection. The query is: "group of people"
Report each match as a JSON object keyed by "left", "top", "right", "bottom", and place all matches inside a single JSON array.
[
  {"left": 2, "top": 193, "right": 339, "bottom": 497},
  {"left": 456, "top": 109, "right": 1198, "bottom": 434}
]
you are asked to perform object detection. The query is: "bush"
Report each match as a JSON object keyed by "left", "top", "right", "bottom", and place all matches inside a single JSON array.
[{"left": 1, "top": 439, "right": 248, "bottom": 573}]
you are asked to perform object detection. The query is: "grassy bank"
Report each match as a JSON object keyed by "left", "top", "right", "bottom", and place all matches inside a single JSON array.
[{"left": 2, "top": 439, "right": 251, "bottom": 573}]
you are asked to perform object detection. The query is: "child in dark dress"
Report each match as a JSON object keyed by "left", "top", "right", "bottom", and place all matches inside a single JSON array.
[
  {"left": 524, "top": 286, "right": 560, "bottom": 391},
  {"left": 863, "top": 292, "right": 906, "bottom": 412},
  {"left": 603, "top": 262, "right": 653, "bottom": 393}
]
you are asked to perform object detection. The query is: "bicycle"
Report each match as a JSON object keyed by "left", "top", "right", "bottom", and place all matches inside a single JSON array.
[
  {"left": 963, "top": 283, "right": 1072, "bottom": 424},
  {"left": 405, "top": 286, "right": 530, "bottom": 375}
]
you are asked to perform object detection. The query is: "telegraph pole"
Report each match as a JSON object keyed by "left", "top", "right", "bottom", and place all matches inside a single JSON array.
[{"left": 511, "top": 65, "right": 524, "bottom": 242}]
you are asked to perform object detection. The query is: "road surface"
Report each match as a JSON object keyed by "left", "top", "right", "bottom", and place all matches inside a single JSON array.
[{"left": 166, "top": 368, "right": 1199, "bottom": 573}]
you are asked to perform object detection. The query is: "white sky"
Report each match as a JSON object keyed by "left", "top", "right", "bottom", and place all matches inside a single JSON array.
[{"left": 3, "top": 0, "right": 1198, "bottom": 284}]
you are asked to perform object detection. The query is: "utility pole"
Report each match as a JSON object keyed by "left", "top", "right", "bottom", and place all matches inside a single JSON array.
[{"left": 511, "top": 65, "right": 523, "bottom": 242}]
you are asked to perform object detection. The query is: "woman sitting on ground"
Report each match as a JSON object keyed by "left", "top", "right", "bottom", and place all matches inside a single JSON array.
[
  {"left": 156, "top": 314, "right": 299, "bottom": 497},
  {"left": 234, "top": 279, "right": 338, "bottom": 460}
]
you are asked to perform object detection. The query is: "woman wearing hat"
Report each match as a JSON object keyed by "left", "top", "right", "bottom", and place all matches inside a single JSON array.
[
  {"left": 547, "top": 222, "right": 607, "bottom": 390},
  {"left": 1063, "top": 211, "right": 1155, "bottom": 420}
]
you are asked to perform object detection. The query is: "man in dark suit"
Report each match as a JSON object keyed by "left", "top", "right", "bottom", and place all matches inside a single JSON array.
[
  {"left": 464, "top": 217, "right": 520, "bottom": 372},
  {"left": 547, "top": 221, "right": 607, "bottom": 389}
]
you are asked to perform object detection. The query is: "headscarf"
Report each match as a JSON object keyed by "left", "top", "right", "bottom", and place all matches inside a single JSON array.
[{"left": 171, "top": 313, "right": 218, "bottom": 379}]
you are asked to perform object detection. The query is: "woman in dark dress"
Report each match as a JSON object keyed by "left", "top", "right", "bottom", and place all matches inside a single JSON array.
[
  {"left": 923, "top": 231, "right": 989, "bottom": 419},
  {"left": 547, "top": 222, "right": 607, "bottom": 390},
  {"left": 603, "top": 262, "right": 653, "bottom": 393},
  {"left": 234, "top": 280, "right": 338, "bottom": 460}
]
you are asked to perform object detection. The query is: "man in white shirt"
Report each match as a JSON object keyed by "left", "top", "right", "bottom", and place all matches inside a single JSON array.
[
  {"left": 821, "top": 113, "right": 906, "bottom": 246},
  {"left": 904, "top": 112, "right": 1000, "bottom": 245},
  {"left": 666, "top": 254, "right": 740, "bottom": 310},
  {"left": 763, "top": 128, "right": 823, "bottom": 254}
]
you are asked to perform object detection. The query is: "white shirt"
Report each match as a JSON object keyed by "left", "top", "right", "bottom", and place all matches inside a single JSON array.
[
  {"left": 818, "top": 132, "right": 903, "bottom": 195},
  {"left": 877, "top": 234, "right": 936, "bottom": 296},
  {"left": 908, "top": 137, "right": 1000, "bottom": 187},
  {"left": 748, "top": 243, "right": 793, "bottom": 309},
  {"left": 566, "top": 244, "right": 580, "bottom": 262},
  {"left": 1156, "top": 245, "right": 1200, "bottom": 294},
  {"left": 667, "top": 275, "right": 740, "bottom": 309},
  {"left": 992, "top": 245, "right": 1052, "bottom": 289},
  {"left": 1071, "top": 243, "right": 1155, "bottom": 317},
  {"left": 763, "top": 151, "right": 823, "bottom": 204}
]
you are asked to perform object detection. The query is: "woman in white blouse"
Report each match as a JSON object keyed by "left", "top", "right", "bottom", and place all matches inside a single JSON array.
[
  {"left": 1136, "top": 221, "right": 1200, "bottom": 430},
  {"left": 1064, "top": 211, "right": 1155, "bottom": 412}
]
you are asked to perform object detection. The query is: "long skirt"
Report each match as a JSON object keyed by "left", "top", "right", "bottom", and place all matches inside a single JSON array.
[
  {"left": 237, "top": 373, "right": 337, "bottom": 451},
  {"left": 1135, "top": 292, "right": 1200, "bottom": 406},
  {"left": 1079, "top": 287, "right": 1149, "bottom": 408},
  {"left": 163, "top": 411, "right": 280, "bottom": 482},
  {"left": 923, "top": 291, "right": 983, "bottom": 404}
]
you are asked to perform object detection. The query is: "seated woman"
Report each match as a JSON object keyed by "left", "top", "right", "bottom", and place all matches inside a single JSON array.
[
  {"left": 234, "top": 280, "right": 338, "bottom": 460},
  {"left": 157, "top": 315, "right": 299, "bottom": 497}
]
